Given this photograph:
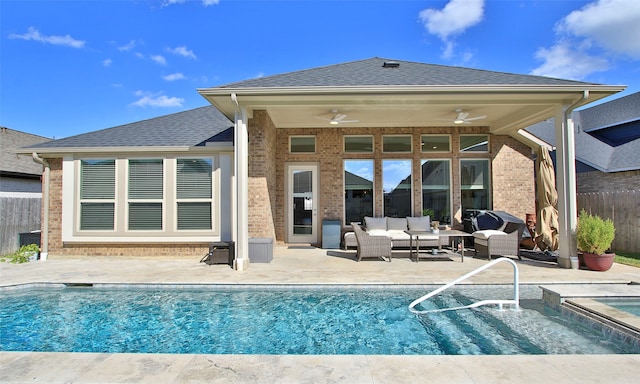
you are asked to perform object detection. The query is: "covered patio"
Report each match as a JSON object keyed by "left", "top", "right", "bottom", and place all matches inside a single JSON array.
[{"left": 198, "top": 58, "right": 626, "bottom": 271}]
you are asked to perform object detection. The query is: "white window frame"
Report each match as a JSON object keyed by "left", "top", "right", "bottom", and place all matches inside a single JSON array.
[
  {"left": 64, "top": 154, "right": 221, "bottom": 243},
  {"left": 382, "top": 135, "right": 413, "bottom": 153},
  {"left": 421, "top": 134, "right": 451, "bottom": 153},
  {"left": 459, "top": 158, "right": 492, "bottom": 212},
  {"left": 343, "top": 135, "right": 374, "bottom": 153},
  {"left": 289, "top": 135, "right": 316, "bottom": 153},
  {"left": 126, "top": 158, "right": 165, "bottom": 232},
  {"left": 459, "top": 134, "right": 490, "bottom": 153},
  {"left": 420, "top": 158, "right": 452, "bottom": 224},
  {"left": 175, "top": 157, "right": 215, "bottom": 232}
]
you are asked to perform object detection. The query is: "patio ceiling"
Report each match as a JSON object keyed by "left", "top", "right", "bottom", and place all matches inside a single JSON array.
[{"left": 199, "top": 85, "right": 623, "bottom": 148}]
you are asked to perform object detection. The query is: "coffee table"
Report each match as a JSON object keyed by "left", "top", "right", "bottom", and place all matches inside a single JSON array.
[{"left": 404, "top": 229, "right": 473, "bottom": 262}]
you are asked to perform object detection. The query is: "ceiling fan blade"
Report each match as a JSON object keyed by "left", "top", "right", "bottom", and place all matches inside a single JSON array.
[
  {"left": 465, "top": 115, "right": 486, "bottom": 121},
  {"left": 457, "top": 112, "right": 469, "bottom": 120},
  {"left": 333, "top": 114, "right": 347, "bottom": 122}
]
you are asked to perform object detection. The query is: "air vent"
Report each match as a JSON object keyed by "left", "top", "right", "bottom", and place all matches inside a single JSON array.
[{"left": 382, "top": 61, "right": 400, "bottom": 68}]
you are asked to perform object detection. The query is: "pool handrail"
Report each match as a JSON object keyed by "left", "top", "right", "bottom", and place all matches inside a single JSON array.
[{"left": 409, "top": 257, "right": 520, "bottom": 314}]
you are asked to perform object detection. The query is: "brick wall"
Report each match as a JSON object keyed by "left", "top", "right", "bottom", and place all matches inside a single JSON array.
[
  {"left": 259, "top": 121, "right": 535, "bottom": 244},
  {"left": 248, "top": 110, "right": 277, "bottom": 239},
  {"left": 491, "top": 135, "right": 536, "bottom": 219}
]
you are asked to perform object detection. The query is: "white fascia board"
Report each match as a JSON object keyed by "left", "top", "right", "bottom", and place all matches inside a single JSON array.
[{"left": 20, "top": 145, "right": 232, "bottom": 156}]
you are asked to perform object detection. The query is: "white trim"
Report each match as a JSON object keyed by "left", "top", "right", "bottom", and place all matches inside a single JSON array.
[
  {"left": 289, "top": 135, "right": 316, "bottom": 154},
  {"left": 420, "top": 134, "right": 452, "bottom": 153},
  {"left": 343, "top": 135, "right": 374, "bottom": 153},
  {"left": 459, "top": 134, "right": 490, "bottom": 153},
  {"left": 285, "top": 162, "right": 319, "bottom": 244},
  {"left": 382, "top": 134, "right": 413, "bottom": 153},
  {"left": 420, "top": 158, "right": 452, "bottom": 224}
]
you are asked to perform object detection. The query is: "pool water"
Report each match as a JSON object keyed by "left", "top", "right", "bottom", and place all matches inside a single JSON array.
[
  {"left": 1, "top": 285, "right": 638, "bottom": 355},
  {"left": 595, "top": 298, "right": 640, "bottom": 317}
]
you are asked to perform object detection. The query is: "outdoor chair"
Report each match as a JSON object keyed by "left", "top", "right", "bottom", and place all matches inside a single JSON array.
[
  {"left": 351, "top": 223, "right": 392, "bottom": 262},
  {"left": 472, "top": 223, "right": 522, "bottom": 260}
]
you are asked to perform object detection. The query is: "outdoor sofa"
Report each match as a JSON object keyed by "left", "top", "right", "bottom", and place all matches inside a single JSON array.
[{"left": 344, "top": 216, "right": 441, "bottom": 250}]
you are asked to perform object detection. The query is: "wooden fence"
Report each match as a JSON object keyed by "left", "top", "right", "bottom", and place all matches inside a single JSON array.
[
  {"left": 577, "top": 190, "right": 640, "bottom": 254},
  {"left": 0, "top": 195, "right": 42, "bottom": 256}
]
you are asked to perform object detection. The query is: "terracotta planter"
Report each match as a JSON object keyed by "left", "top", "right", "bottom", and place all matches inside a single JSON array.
[{"left": 582, "top": 252, "right": 615, "bottom": 271}]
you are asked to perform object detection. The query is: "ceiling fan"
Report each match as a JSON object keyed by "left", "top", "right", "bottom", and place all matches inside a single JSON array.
[
  {"left": 315, "top": 110, "right": 359, "bottom": 125},
  {"left": 440, "top": 109, "right": 487, "bottom": 124}
]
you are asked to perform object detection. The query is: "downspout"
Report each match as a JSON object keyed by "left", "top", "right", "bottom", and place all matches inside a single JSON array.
[
  {"left": 32, "top": 153, "right": 49, "bottom": 261},
  {"left": 556, "top": 90, "right": 589, "bottom": 269}
]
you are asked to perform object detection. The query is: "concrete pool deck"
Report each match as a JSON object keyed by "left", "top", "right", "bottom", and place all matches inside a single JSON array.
[{"left": 1, "top": 247, "right": 640, "bottom": 383}]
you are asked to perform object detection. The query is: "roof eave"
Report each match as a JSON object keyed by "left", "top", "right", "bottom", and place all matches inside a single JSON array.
[
  {"left": 198, "top": 84, "right": 626, "bottom": 121},
  {"left": 20, "top": 144, "right": 233, "bottom": 156}
]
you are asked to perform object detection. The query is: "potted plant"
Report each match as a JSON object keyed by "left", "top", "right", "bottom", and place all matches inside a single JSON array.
[
  {"left": 576, "top": 209, "right": 616, "bottom": 271},
  {"left": 0, "top": 244, "right": 40, "bottom": 264},
  {"left": 431, "top": 220, "right": 440, "bottom": 234}
]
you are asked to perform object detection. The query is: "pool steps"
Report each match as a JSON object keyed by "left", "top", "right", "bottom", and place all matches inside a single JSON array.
[{"left": 409, "top": 257, "right": 520, "bottom": 314}]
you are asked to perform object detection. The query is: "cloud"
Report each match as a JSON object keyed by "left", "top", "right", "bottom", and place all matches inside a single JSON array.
[
  {"left": 150, "top": 55, "right": 167, "bottom": 65},
  {"left": 163, "top": 72, "right": 186, "bottom": 81},
  {"left": 531, "top": 41, "right": 609, "bottom": 79},
  {"left": 532, "top": 0, "right": 640, "bottom": 80},
  {"left": 419, "top": 0, "right": 484, "bottom": 58},
  {"left": 161, "top": 0, "right": 219, "bottom": 6},
  {"left": 167, "top": 45, "right": 197, "bottom": 59},
  {"left": 118, "top": 40, "right": 136, "bottom": 52},
  {"left": 130, "top": 91, "right": 184, "bottom": 107},
  {"left": 560, "top": 0, "right": 640, "bottom": 59},
  {"left": 103, "top": 59, "right": 113, "bottom": 67},
  {"left": 8, "top": 26, "right": 85, "bottom": 48}
]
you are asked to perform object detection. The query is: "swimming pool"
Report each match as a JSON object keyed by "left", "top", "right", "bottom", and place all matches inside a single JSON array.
[
  {"left": 595, "top": 298, "right": 640, "bottom": 317},
  {"left": 1, "top": 285, "right": 638, "bottom": 355}
]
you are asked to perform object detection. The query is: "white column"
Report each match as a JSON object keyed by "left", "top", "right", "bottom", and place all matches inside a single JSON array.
[
  {"left": 233, "top": 106, "right": 250, "bottom": 271},
  {"left": 555, "top": 105, "right": 578, "bottom": 269}
]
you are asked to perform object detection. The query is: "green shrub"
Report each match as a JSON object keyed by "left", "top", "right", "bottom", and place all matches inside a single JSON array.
[
  {"left": 0, "top": 244, "right": 40, "bottom": 264},
  {"left": 576, "top": 210, "right": 615, "bottom": 255}
]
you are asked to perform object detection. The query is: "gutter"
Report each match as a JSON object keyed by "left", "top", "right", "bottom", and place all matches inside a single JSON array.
[{"left": 31, "top": 153, "right": 49, "bottom": 260}]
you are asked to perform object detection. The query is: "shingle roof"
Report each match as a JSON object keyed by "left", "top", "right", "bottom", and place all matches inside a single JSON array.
[
  {"left": 1, "top": 127, "right": 51, "bottom": 175},
  {"left": 27, "top": 106, "right": 233, "bottom": 149},
  {"left": 219, "top": 57, "right": 599, "bottom": 88},
  {"left": 526, "top": 92, "right": 640, "bottom": 172},
  {"left": 578, "top": 91, "right": 640, "bottom": 131}
]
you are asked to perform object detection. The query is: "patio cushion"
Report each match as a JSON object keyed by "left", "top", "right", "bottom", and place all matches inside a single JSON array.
[
  {"left": 407, "top": 216, "right": 431, "bottom": 231},
  {"left": 367, "top": 229, "right": 390, "bottom": 237},
  {"left": 472, "top": 229, "right": 507, "bottom": 240},
  {"left": 364, "top": 216, "right": 387, "bottom": 231},
  {"left": 387, "top": 217, "right": 408, "bottom": 231}
]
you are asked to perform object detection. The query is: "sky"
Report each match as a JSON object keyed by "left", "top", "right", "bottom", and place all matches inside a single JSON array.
[{"left": 2, "top": 0, "right": 640, "bottom": 140}]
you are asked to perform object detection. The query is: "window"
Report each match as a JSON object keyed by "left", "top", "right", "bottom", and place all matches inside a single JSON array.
[
  {"left": 80, "top": 159, "right": 115, "bottom": 230},
  {"left": 421, "top": 135, "right": 450, "bottom": 153},
  {"left": 460, "top": 135, "right": 489, "bottom": 152},
  {"left": 421, "top": 159, "right": 451, "bottom": 224},
  {"left": 383, "top": 135, "right": 412, "bottom": 153},
  {"left": 344, "top": 160, "right": 374, "bottom": 224},
  {"left": 74, "top": 156, "right": 217, "bottom": 239},
  {"left": 128, "top": 159, "right": 164, "bottom": 230},
  {"left": 383, "top": 159, "right": 412, "bottom": 217},
  {"left": 290, "top": 136, "right": 315, "bottom": 153},
  {"left": 177, "top": 158, "right": 213, "bottom": 230},
  {"left": 460, "top": 159, "right": 490, "bottom": 213},
  {"left": 344, "top": 135, "right": 373, "bottom": 153}
]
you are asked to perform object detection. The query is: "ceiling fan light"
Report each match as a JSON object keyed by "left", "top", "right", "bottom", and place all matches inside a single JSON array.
[
  {"left": 454, "top": 119, "right": 465, "bottom": 124},
  {"left": 329, "top": 120, "right": 339, "bottom": 125}
]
